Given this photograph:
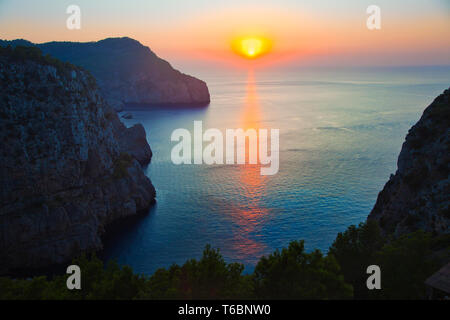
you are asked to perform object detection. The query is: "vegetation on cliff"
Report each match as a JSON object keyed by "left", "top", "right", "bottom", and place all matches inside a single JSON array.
[
  {"left": 330, "top": 221, "right": 448, "bottom": 299},
  {"left": 0, "top": 45, "right": 94, "bottom": 85},
  {"left": 1, "top": 38, "right": 211, "bottom": 111},
  {"left": 368, "top": 88, "right": 449, "bottom": 236},
  {"left": 0, "top": 48, "right": 447, "bottom": 301},
  {"left": 0, "top": 46, "right": 155, "bottom": 273},
  {"left": 0, "top": 222, "right": 447, "bottom": 300}
]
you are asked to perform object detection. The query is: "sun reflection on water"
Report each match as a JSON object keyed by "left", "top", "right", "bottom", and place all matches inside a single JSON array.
[{"left": 229, "top": 70, "right": 271, "bottom": 261}]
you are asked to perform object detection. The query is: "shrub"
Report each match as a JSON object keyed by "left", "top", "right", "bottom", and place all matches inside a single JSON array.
[
  {"left": 371, "top": 231, "right": 439, "bottom": 299},
  {"left": 328, "top": 220, "right": 385, "bottom": 299},
  {"left": 142, "top": 245, "right": 253, "bottom": 299},
  {"left": 0, "top": 224, "right": 443, "bottom": 300},
  {"left": 254, "top": 240, "right": 353, "bottom": 299},
  {"left": 0, "top": 254, "right": 147, "bottom": 300},
  {"left": 329, "top": 221, "right": 442, "bottom": 300}
]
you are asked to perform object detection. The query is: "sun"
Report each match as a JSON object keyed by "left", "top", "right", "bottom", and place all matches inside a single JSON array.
[
  {"left": 231, "top": 36, "right": 272, "bottom": 59},
  {"left": 241, "top": 38, "right": 262, "bottom": 57}
]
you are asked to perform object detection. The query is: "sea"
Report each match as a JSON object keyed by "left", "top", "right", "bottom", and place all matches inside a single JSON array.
[{"left": 102, "top": 65, "right": 450, "bottom": 274}]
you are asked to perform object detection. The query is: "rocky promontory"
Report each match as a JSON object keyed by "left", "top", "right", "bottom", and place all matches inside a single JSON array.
[
  {"left": 0, "top": 46, "right": 156, "bottom": 274},
  {"left": 1, "top": 38, "right": 211, "bottom": 111},
  {"left": 368, "top": 88, "right": 450, "bottom": 236}
]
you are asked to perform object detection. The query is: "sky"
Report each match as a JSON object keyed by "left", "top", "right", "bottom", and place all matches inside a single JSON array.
[{"left": 0, "top": 0, "right": 449, "bottom": 69}]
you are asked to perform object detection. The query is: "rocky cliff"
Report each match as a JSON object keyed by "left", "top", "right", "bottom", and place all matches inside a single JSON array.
[
  {"left": 0, "top": 46, "right": 156, "bottom": 274},
  {"left": 1, "top": 38, "right": 211, "bottom": 111},
  {"left": 368, "top": 88, "right": 450, "bottom": 236}
]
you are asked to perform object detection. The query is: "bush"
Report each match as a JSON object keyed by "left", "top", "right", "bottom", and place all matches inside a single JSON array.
[
  {"left": 0, "top": 254, "right": 147, "bottom": 300},
  {"left": 329, "top": 221, "right": 442, "bottom": 300},
  {"left": 329, "top": 221, "right": 385, "bottom": 298},
  {"left": 142, "top": 245, "right": 253, "bottom": 299},
  {"left": 0, "top": 224, "right": 443, "bottom": 300},
  {"left": 0, "top": 45, "right": 82, "bottom": 81},
  {"left": 371, "top": 231, "right": 440, "bottom": 299},
  {"left": 254, "top": 240, "right": 353, "bottom": 299}
]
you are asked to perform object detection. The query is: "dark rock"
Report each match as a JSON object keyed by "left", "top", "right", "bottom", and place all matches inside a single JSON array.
[
  {"left": 117, "top": 123, "right": 152, "bottom": 166},
  {"left": 106, "top": 109, "right": 152, "bottom": 166},
  {"left": 1, "top": 37, "right": 211, "bottom": 111},
  {"left": 368, "top": 88, "right": 450, "bottom": 237},
  {"left": 0, "top": 47, "right": 156, "bottom": 274}
]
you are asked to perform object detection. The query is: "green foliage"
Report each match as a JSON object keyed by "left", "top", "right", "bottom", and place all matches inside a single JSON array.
[
  {"left": 0, "top": 45, "right": 84, "bottom": 81},
  {"left": 76, "top": 255, "right": 147, "bottom": 300},
  {"left": 328, "top": 220, "right": 384, "bottom": 299},
  {"left": 371, "top": 231, "right": 439, "bottom": 299},
  {"left": 0, "top": 247, "right": 252, "bottom": 300},
  {"left": 0, "top": 254, "right": 147, "bottom": 300},
  {"left": 329, "top": 221, "right": 443, "bottom": 300},
  {"left": 0, "top": 225, "right": 444, "bottom": 300},
  {"left": 141, "top": 245, "right": 253, "bottom": 299},
  {"left": 254, "top": 240, "right": 352, "bottom": 299}
]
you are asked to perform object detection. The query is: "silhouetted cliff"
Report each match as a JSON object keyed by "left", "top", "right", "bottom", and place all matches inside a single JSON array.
[
  {"left": 0, "top": 46, "right": 156, "bottom": 273},
  {"left": 1, "top": 37, "right": 211, "bottom": 111},
  {"left": 368, "top": 88, "right": 450, "bottom": 237}
]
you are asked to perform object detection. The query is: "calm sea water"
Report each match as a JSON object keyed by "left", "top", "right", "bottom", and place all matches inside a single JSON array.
[{"left": 103, "top": 66, "right": 450, "bottom": 274}]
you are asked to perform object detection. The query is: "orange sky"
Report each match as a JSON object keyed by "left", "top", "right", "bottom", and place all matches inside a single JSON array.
[
  {"left": 0, "top": 1, "right": 449, "bottom": 68},
  {"left": 149, "top": 7, "right": 450, "bottom": 68}
]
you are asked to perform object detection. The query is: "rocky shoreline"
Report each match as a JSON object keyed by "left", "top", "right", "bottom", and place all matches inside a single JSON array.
[
  {"left": 0, "top": 37, "right": 211, "bottom": 111},
  {"left": 0, "top": 46, "right": 156, "bottom": 274},
  {"left": 0, "top": 44, "right": 448, "bottom": 277}
]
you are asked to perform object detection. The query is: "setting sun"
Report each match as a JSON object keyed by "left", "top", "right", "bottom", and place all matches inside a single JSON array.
[{"left": 231, "top": 36, "right": 272, "bottom": 59}]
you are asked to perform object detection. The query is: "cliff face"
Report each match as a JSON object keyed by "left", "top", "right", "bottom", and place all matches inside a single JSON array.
[
  {"left": 368, "top": 88, "right": 450, "bottom": 236},
  {"left": 0, "top": 47, "right": 156, "bottom": 273},
  {"left": 0, "top": 38, "right": 210, "bottom": 111}
]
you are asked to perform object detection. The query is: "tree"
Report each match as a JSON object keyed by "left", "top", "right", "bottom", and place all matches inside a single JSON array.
[
  {"left": 142, "top": 245, "right": 253, "bottom": 299},
  {"left": 328, "top": 220, "right": 384, "bottom": 299},
  {"left": 254, "top": 240, "right": 353, "bottom": 299},
  {"left": 372, "top": 231, "right": 439, "bottom": 299}
]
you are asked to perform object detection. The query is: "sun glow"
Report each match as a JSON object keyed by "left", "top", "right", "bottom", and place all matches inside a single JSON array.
[{"left": 232, "top": 36, "right": 272, "bottom": 59}]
